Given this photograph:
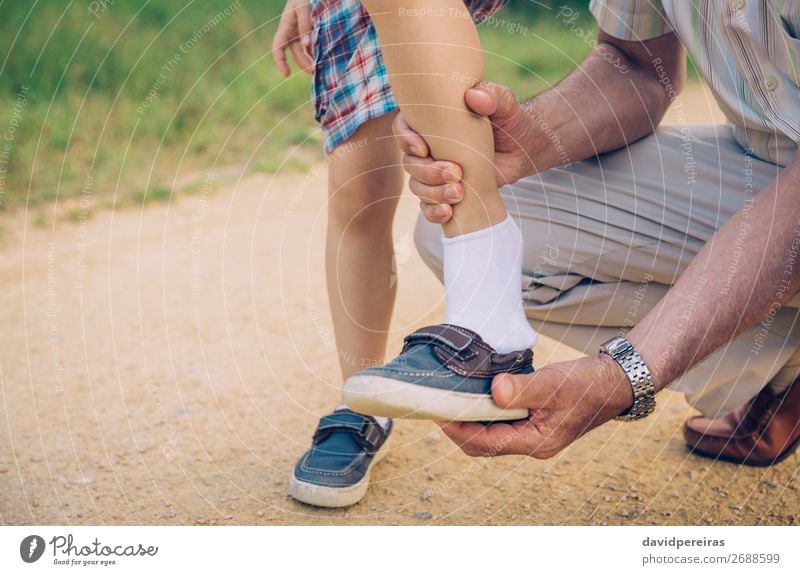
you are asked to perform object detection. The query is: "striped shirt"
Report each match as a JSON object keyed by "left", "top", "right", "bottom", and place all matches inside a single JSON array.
[{"left": 591, "top": 0, "right": 800, "bottom": 166}]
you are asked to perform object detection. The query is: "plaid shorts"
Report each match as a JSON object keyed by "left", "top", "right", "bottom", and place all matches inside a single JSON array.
[{"left": 310, "top": 0, "right": 509, "bottom": 154}]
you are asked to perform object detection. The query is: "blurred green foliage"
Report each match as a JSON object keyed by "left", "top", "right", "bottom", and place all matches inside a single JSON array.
[{"left": 0, "top": 0, "right": 597, "bottom": 211}]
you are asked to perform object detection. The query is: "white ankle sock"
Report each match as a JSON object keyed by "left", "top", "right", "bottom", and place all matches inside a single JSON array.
[
  {"left": 442, "top": 215, "right": 538, "bottom": 354},
  {"left": 336, "top": 404, "right": 391, "bottom": 428}
]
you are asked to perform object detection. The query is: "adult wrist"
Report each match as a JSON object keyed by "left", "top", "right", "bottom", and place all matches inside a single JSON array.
[
  {"left": 520, "top": 98, "right": 567, "bottom": 177},
  {"left": 599, "top": 336, "right": 657, "bottom": 421},
  {"left": 597, "top": 351, "right": 636, "bottom": 417}
]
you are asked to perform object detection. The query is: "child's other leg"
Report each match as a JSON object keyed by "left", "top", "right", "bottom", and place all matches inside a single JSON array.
[
  {"left": 326, "top": 112, "right": 403, "bottom": 380},
  {"left": 361, "top": 0, "right": 536, "bottom": 354}
]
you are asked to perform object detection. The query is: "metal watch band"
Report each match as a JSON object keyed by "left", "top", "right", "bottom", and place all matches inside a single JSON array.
[{"left": 599, "top": 336, "right": 656, "bottom": 422}]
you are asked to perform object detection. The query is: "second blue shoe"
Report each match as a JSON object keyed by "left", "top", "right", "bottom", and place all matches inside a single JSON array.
[{"left": 289, "top": 408, "right": 392, "bottom": 508}]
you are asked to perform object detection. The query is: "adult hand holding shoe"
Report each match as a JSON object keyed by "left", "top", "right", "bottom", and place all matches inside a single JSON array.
[{"left": 440, "top": 354, "right": 633, "bottom": 458}]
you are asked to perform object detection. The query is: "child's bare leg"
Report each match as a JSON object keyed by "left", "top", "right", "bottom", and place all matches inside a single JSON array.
[
  {"left": 362, "top": 0, "right": 505, "bottom": 236},
  {"left": 361, "top": 0, "right": 537, "bottom": 354},
  {"left": 326, "top": 113, "right": 403, "bottom": 380}
]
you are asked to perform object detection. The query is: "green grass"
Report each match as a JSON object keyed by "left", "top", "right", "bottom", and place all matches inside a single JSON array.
[
  {"left": 0, "top": 1, "right": 601, "bottom": 214},
  {"left": 0, "top": 0, "right": 315, "bottom": 213},
  {"left": 482, "top": 19, "right": 595, "bottom": 98}
]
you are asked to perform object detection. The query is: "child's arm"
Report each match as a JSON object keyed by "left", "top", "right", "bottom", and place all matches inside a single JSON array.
[
  {"left": 272, "top": 0, "right": 313, "bottom": 77},
  {"left": 362, "top": 0, "right": 506, "bottom": 236}
]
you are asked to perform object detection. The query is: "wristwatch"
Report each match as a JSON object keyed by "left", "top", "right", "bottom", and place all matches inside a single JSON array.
[{"left": 599, "top": 336, "right": 656, "bottom": 422}]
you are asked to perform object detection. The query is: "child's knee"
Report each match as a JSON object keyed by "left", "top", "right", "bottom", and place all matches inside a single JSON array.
[{"left": 327, "top": 182, "right": 396, "bottom": 232}]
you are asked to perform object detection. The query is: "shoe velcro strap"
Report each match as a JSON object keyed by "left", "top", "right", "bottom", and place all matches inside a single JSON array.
[
  {"left": 312, "top": 411, "right": 386, "bottom": 452},
  {"left": 404, "top": 324, "right": 533, "bottom": 378},
  {"left": 402, "top": 324, "right": 476, "bottom": 359}
]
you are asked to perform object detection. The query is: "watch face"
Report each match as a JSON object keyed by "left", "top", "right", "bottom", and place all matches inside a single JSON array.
[{"left": 602, "top": 337, "right": 628, "bottom": 356}]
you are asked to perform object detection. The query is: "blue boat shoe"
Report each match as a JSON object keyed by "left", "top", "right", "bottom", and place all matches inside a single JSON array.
[
  {"left": 289, "top": 408, "right": 392, "bottom": 508},
  {"left": 343, "top": 324, "right": 533, "bottom": 421}
]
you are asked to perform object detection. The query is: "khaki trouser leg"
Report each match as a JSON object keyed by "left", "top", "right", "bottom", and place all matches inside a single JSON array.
[{"left": 414, "top": 125, "right": 799, "bottom": 418}]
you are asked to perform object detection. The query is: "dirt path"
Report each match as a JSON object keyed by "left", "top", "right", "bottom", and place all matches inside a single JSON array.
[{"left": 1, "top": 84, "right": 797, "bottom": 526}]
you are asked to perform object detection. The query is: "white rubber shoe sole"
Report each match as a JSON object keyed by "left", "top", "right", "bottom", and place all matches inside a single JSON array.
[
  {"left": 288, "top": 433, "right": 391, "bottom": 508},
  {"left": 343, "top": 374, "right": 529, "bottom": 422}
]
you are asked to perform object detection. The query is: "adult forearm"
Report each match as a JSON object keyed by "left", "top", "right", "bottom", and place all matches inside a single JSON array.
[
  {"left": 629, "top": 158, "right": 800, "bottom": 392},
  {"left": 520, "top": 35, "right": 683, "bottom": 175}
]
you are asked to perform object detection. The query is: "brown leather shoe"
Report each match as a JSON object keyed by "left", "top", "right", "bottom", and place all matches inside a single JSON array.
[{"left": 683, "top": 379, "right": 800, "bottom": 466}]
